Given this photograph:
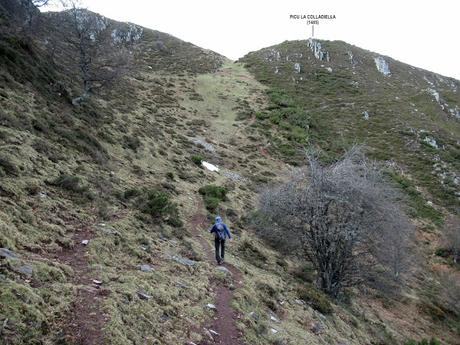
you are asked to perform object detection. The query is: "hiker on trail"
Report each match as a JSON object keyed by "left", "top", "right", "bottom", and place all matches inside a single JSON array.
[{"left": 210, "top": 216, "right": 231, "bottom": 264}]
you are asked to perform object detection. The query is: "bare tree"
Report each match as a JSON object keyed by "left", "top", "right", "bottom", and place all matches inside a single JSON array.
[
  {"left": 257, "top": 147, "right": 413, "bottom": 298},
  {"left": 52, "top": 0, "right": 132, "bottom": 104},
  {"left": 438, "top": 271, "right": 460, "bottom": 317},
  {"left": 444, "top": 215, "right": 460, "bottom": 263},
  {"left": 20, "top": 0, "right": 52, "bottom": 33}
]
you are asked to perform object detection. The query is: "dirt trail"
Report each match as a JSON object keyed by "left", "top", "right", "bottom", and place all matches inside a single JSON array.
[
  {"left": 53, "top": 223, "right": 108, "bottom": 345},
  {"left": 189, "top": 210, "right": 245, "bottom": 345}
]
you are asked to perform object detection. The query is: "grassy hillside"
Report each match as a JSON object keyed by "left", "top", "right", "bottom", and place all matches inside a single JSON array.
[
  {"left": 1, "top": 2, "right": 459, "bottom": 345},
  {"left": 239, "top": 39, "right": 460, "bottom": 217}
]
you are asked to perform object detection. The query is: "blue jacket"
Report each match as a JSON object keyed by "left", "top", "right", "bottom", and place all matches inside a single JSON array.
[{"left": 210, "top": 216, "right": 231, "bottom": 239}]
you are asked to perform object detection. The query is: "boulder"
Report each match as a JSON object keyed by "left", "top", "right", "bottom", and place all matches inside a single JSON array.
[
  {"left": 310, "top": 321, "right": 323, "bottom": 335},
  {"left": 0, "top": 248, "right": 18, "bottom": 260},
  {"left": 216, "top": 266, "right": 231, "bottom": 275},
  {"left": 16, "top": 265, "right": 33, "bottom": 276},
  {"left": 205, "top": 303, "right": 217, "bottom": 310},
  {"left": 137, "top": 290, "right": 152, "bottom": 300},
  {"left": 172, "top": 255, "right": 197, "bottom": 266},
  {"left": 139, "top": 264, "right": 154, "bottom": 272}
]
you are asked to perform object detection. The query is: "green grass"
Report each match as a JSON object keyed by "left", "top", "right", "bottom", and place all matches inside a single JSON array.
[
  {"left": 297, "top": 284, "right": 334, "bottom": 315},
  {"left": 386, "top": 171, "right": 443, "bottom": 226},
  {"left": 403, "top": 337, "right": 441, "bottom": 345},
  {"left": 191, "top": 154, "right": 204, "bottom": 165},
  {"left": 198, "top": 185, "right": 228, "bottom": 212},
  {"left": 1, "top": 18, "right": 459, "bottom": 345},
  {"left": 138, "top": 188, "right": 182, "bottom": 226},
  {"left": 240, "top": 39, "right": 460, "bottom": 211}
]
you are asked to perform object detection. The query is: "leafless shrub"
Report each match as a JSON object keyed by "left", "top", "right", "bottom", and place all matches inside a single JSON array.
[
  {"left": 257, "top": 147, "right": 414, "bottom": 298},
  {"left": 443, "top": 215, "right": 460, "bottom": 263},
  {"left": 438, "top": 271, "right": 460, "bottom": 317}
]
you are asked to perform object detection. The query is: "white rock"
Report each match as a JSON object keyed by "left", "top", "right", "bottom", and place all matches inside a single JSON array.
[
  {"left": 294, "top": 63, "right": 301, "bottom": 73},
  {"left": 217, "top": 266, "right": 232, "bottom": 275},
  {"left": 423, "top": 136, "right": 438, "bottom": 149},
  {"left": 137, "top": 290, "right": 152, "bottom": 300},
  {"left": 81, "top": 240, "right": 89, "bottom": 245},
  {"left": 270, "top": 328, "right": 279, "bottom": 334},
  {"left": 249, "top": 311, "right": 260, "bottom": 320},
  {"left": 428, "top": 88, "right": 440, "bottom": 103},
  {"left": 308, "top": 38, "right": 330, "bottom": 61},
  {"left": 209, "top": 329, "right": 219, "bottom": 336},
  {"left": 270, "top": 315, "right": 279, "bottom": 322},
  {"left": 140, "top": 264, "right": 154, "bottom": 272},
  {"left": 374, "top": 56, "right": 390, "bottom": 76},
  {"left": 362, "top": 111, "right": 370, "bottom": 120},
  {"left": 206, "top": 303, "right": 217, "bottom": 310}
]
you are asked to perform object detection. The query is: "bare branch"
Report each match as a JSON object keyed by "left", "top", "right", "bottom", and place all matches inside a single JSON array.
[
  {"left": 46, "top": 0, "right": 134, "bottom": 104},
  {"left": 256, "top": 147, "right": 414, "bottom": 298}
]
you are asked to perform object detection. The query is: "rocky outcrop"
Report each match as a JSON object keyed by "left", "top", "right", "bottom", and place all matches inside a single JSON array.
[
  {"left": 374, "top": 56, "right": 390, "bottom": 76},
  {"left": 294, "top": 63, "right": 301, "bottom": 73},
  {"left": 111, "top": 23, "right": 143, "bottom": 44},
  {"left": 307, "top": 38, "right": 330, "bottom": 61}
]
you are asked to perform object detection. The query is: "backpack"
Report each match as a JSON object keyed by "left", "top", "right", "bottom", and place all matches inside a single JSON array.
[{"left": 215, "top": 223, "right": 226, "bottom": 240}]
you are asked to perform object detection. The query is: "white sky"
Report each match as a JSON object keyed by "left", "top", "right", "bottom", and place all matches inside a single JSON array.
[{"left": 44, "top": 0, "right": 460, "bottom": 80}]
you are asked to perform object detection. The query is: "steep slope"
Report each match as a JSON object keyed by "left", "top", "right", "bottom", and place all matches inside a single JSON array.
[
  {"left": 1, "top": 3, "right": 459, "bottom": 345},
  {"left": 240, "top": 39, "right": 460, "bottom": 216}
]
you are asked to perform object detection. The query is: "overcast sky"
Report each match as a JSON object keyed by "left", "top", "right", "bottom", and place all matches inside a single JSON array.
[{"left": 44, "top": 0, "right": 460, "bottom": 80}]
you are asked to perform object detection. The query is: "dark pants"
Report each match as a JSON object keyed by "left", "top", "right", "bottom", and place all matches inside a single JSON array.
[{"left": 214, "top": 238, "right": 226, "bottom": 263}]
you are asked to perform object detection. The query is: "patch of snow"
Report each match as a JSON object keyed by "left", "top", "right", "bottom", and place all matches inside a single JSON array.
[
  {"left": 202, "top": 161, "right": 219, "bottom": 172},
  {"left": 374, "top": 56, "right": 390, "bottom": 76}
]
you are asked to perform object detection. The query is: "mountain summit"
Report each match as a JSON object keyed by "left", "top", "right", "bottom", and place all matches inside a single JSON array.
[{"left": 240, "top": 38, "right": 459, "bottom": 211}]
